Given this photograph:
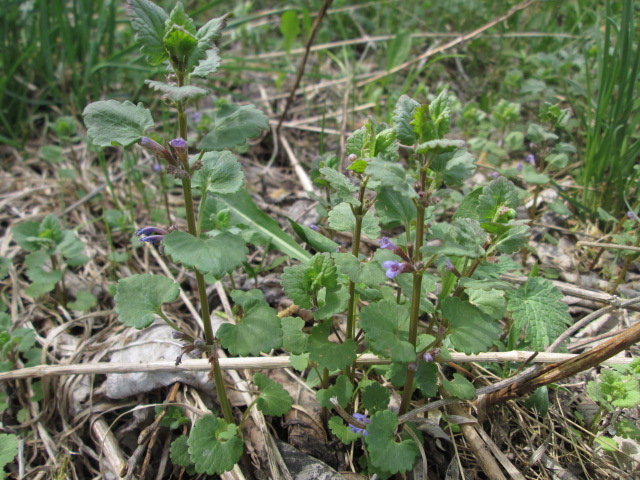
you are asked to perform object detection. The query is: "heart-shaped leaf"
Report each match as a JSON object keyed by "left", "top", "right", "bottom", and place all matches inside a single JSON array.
[{"left": 114, "top": 274, "right": 180, "bottom": 329}]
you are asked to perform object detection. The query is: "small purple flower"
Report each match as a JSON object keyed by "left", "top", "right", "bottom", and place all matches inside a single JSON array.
[
  {"left": 349, "top": 413, "right": 370, "bottom": 436},
  {"left": 379, "top": 237, "right": 396, "bottom": 250},
  {"left": 525, "top": 154, "right": 536, "bottom": 166},
  {"left": 140, "top": 136, "right": 164, "bottom": 153},
  {"left": 627, "top": 211, "right": 638, "bottom": 222},
  {"left": 192, "top": 111, "right": 202, "bottom": 123},
  {"left": 445, "top": 258, "right": 454, "bottom": 271},
  {"left": 383, "top": 260, "right": 412, "bottom": 279},
  {"left": 135, "top": 225, "right": 173, "bottom": 246},
  {"left": 516, "top": 162, "right": 523, "bottom": 173},
  {"left": 423, "top": 353, "right": 434, "bottom": 363},
  {"left": 152, "top": 163, "right": 163, "bottom": 172},
  {"left": 309, "top": 224, "right": 320, "bottom": 231},
  {"left": 489, "top": 171, "right": 500, "bottom": 179},
  {"left": 169, "top": 137, "right": 188, "bottom": 149}
]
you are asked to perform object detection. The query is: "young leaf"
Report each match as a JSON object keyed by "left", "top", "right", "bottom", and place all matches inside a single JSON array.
[
  {"left": 83, "top": 100, "right": 154, "bottom": 147},
  {"left": 114, "top": 274, "right": 180, "bottom": 329},
  {"left": 432, "top": 148, "right": 476, "bottom": 186},
  {"left": 190, "top": 46, "right": 221, "bottom": 77},
  {"left": 128, "top": 0, "right": 169, "bottom": 65},
  {"left": 332, "top": 253, "right": 387, "bottom": 286},
  {"left": 281, "top": 264, "right": 312, "bottom": 308},
  {"left": 360, "top": 300, "right": 414, "bottom": 362},
  {"left": 442, "top": 373, "right": 476, "bottom": 400},
  {"left": 314, "top": 284, "right": 349, "bottom": 321},
  {"left": 24, "top": 252, "right": 63, "bottom": 294},
  {"left": 365, "top": 410, "right": 419, "bottom": 474},
  {"left": 217, "top": 299, "right": 282, "bottom": 356},
  {"left": 163, "top": 231, "right": 248, "bottom": 279},
  {"left": 319, "top": 167, "right": 359, "bottom": 206},
  {"left": 328, "top": 416, "right": 361, "bottom": 444},
  {"left": 198, "top": 103, "right": 269, "bottom": 151},
  {"left": 68, "top": 291, "right": 97, "bottom": 311},
  {"left": 477, "top": 177, "right": 520, "bottom": 222},
  {"left": 421, "top": 219, "right": 487, "bottom": 259},
  {"left": 187, "top": 415, "right": 243, "bottom": 475},
  {"left": 328, "top": 202, "right": 380, "bottom": 239},
  {"left": 506, "top": 277, "right": 571, "bottom": 350},
  {"left": 281, "top": 316, "right": 308, "bottom": 354},
  {"left": 308, "top": 322, "right": 357, "bottom": 371},
  {"left": 442, "top": 297, "right": 500, "bottom": 354},
  {"left": 366, "top": 158, "right": 418, "bottom": 199},
  {"left": 56, "top": 231, "right": 88, "bottom": 266},
  {"left": 253, "top": 373, "right": 293, "bottom": 416},
  {"left": 281, "top": 253, "right": 337, "bottom": 308},
  {"left": 376, "top": 187, "right": 416, "bottom": 226},
  {"left": 145, "top": 81, "right": 209, "bottom": 101},
  {"left": 191, "top": 151, "right": 244, "bottom": 195},
  {"left": 361, "top": 382, "right": 390, "bottom": 413},
  {"left": 393, "top": 95, "right": 420, "bottom": 145},
  {"left": 10, "top": 221, "right": 42, "bottom": 252},
  {"left": 316, "top": 374, "right": 353, "bottom": 408}
]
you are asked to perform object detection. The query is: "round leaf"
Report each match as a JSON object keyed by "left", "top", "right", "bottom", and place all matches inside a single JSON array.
[
  {"left": 114, "top": 274, "right": 180, "bottom": 329},
  {"left": 187, "top": 415, "right": 243, "bottom": 475}
]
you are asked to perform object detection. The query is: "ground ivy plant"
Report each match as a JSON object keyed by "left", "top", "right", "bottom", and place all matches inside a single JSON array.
[
  {"left": 283, "top": 91, "right": 573, "bottom": 477},
  {"left": 82, "top": 1, "right": 292, "bottom": 475},
  {"left": 79, "top": 1, "right": 577, "bottom": 477}
]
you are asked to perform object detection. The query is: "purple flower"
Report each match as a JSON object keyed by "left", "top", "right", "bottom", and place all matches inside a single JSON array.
[
  {"left": 169, "top": 137, "right": 188, "bottom": 149},
  {"left": 309, "top": 224, "right": 320, "bottom": 231},
  {"left": 383, "top": 260, "right": 411, "bottom": 279},
  {"left": 489, "top": 171, "right": 500, "bottom": 179},
  {"left": 517, "top": 162, "right": 523, "bottom": 173},
  {"left": 445, "top": 258, "right": 454, "bottom": 271},
  {"left": 135, "top": 225, "right": 173, "bottom": 246},
  {"left": 627, "top": 211, "right": 638, "bottom": 221},
  {"left": 140, "top": 136, "right": 165, "bottom": 153},
  {"left": 525, "top": 154, "right": 536, "bottom": 166},
  {"left": 152, "top": 163, "right": 163, "bottom": 172},
  {"left": 423, "top": 353, "right": 434, "bottom": 363},
  {"left": 192, "top": 111, "right": 202, "bottom": 123},
  {"left": 379, "top": 237, "right": 396, "bottom": 250},
  {"left": 349, "top": 413, "right": 370, "bottom": 436}
]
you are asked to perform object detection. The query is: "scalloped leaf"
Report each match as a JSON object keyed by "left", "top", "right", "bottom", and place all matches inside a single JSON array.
[
  {"left": 393, "top": 95, "right": 420, "bottom": 145},
  {"left": 477, "top": 176, "right": 520, "bottom": 222},
  {"left": 360, "top": 300, "right": 414, "bottom": 362},
  {"left": 145, "top": 81, "right": 209, "bottom": 101},
  {"left": 169, "top": 435, "right": 191, "bottom": 467},
  {"left": 308, "top": 322, "right": 357, "bottom": 371},
  {"left": 83, "top": 100, "right": 154, "bottom": 147},
  {"left": 217, "top": 299, "right": 282, "bottom": 356},
  {"left": 319, "top": 167, "right": 359, "bottom": 206},
  {"left": 328, "top": 416, "right": 361, "bottom": 444},
  {"left": 253, "top": 373, "right": 293, "bottom": 416},
  {"left": 198, "top": 103, "right": 269, "bottom": 151},
  {"left": 191, "top": 151, "right": 244, "bottom": 195},
  {"left": 163, "top": 231, "right": 247, "bottom": 278},
  {"left": 332, "top": 253, "right": 387, "bottom": 286},
  {"left": 187, "top": 415, "right": 243, "bottom": 475},
  {"left": 366, "top": 158, "right": 418, "bottom": 199},
  {"left": 114, "top": 274, "right": 180, "bottom": 329},
  {"left": 128, "top": 0, "right": 169, "bottom": 65},
  {"left": 365, "top": 410, "right": 419, "bottom": 474},
  {"left": 361, "top": 382, "right": 390, "bottom": 413},
  {"left": 328, "top": 202, "right": 380, "bottom": 239},
  {"left": 442, "top": 297, "right": 500, "bottom": 354},
  {"left": 317, "top": 374, "right": 353, "bottom": 408}
]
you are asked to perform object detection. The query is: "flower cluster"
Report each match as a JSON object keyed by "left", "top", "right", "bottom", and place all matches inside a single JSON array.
[
  {"left": 349, "top": 413, "right": 370, "bottom": 436},
  {"left": 140, "top": 136, "right": 188, "bottom": 169}
]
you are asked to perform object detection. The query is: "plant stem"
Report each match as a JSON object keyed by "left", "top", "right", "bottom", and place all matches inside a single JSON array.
[{"left": 399, "top": 166, "right": 427, "bottom": 417}]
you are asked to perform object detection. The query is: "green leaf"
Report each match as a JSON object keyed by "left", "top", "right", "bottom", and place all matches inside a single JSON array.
[
  {"left": 506, "top": 277, "right": 571, "bottom": 350},
  {"left": 373, "top": 128, "right": 399, "bottom": 161},
  {"left": 521, "top": 164, "right": 549, "bottom": 184},
  {"left": 281, "top": 265, "right": 311, "bottom": 308},
  {"left": 524, "top": 386, "right": 549, "bottom": 416},
  {"left": 328, "top": 202, "right": 380, "bottom": 239},
  {"left": 191, "top": 151, "right": 244, "bottom": 195},
  {"left": 393, "top": 95, "right": 419, "bottom": 145},
  {"left": 319, "top": 167, "right": 359, "bottom": 206},
  {"left": 211, "top": 189, "right": 311, "bottom": 263},
  {"left": 67, "top": 291, "right": 97, "bottom": 311},
  {"left": 170, "top": 435, "right": 192, "bottom": 467},
  {"left": 453, "top": 186, "right": 484, "bottom": 221},
  {"left": 332, "top": 253, "right": 387, "bottom": 286},
  {"left": 412, "top": 90, "right": 451, "bottom": 143},
  {"left": 196, "top": 14, "right": 229, "bottom": 45},
  {"left": 145, "top": 81, "right": 208, "bottom": 101},
  {"left": 417, "top": 139, "right": 465, "bottom": 156},
  {"left": 387, "top": 31, "right": 412, "bottom": 70},
  {"left": 188, "top": 415, "right": 243, "bottom": 475},
  {"left": 281, "top": 316, "right": 308, "bottom": 355},
  {"left": 10, "top": 221, "right": 42, "bottom": 252},
  {"left": 128, "top": 0, "right": 169, "bottom": 65},
  {"left": 376, "top": 187, "right": 416, "bottom": 226},
  {"left": 191, "top": 46, "right": 221, "bottom": 77},
  {"left": 360, "top": 301, "right": 414, "bottom": 362},
  {"left": 467, "top": 288, "right": 505, "bottom": 320},
  {"left": 114, "top": 274, "right": 180, "bottom": 329},
  {"left": 198, "top": 103, "right": 269, "bottom": 151},
  {"left": 442, "top": 373, "right": 476, "bottom": 400},
  {"left": 365, "top": 410, "right": 419, "bottom": 474},
  {"left": 421, "top": 218, "right": 487, "bottom": 259},
  {"left": 0, "top": 257, "right": 10, "bottom": 281},
  {"left": 281, "top": 253, "right": 337, "bottom": 308},
  {"left": 442, "top": 297, "right": 500, "bottom": 354},
  {"left": 477, "top": 177, "right": 520, "bottom": 222},
  {"left": 315, "top": 284, "right": 349, "bottom": 320},
  {"left": 217, "top": 299, "right": 282, "bottom": 356},
  {"left": 56, "top": 231, "right": 88, "bottom": 265},
  {"left": 328, "top": 416, "right": 361, "bottom": 444},
  {"left": 366, "top": 158, "right": 418, "bottom": 199},
  {"left": 288, "top": 219, "right": 339, "bottom": 253},
  {"left": 83, "top": 100, "right": 154, "bottom": 147},
  {"left": 280, "top": 10, "right": 300, "bottom": 53},
  {"left": 163, "top": 231, "right": 247, "bottom": 278},
  {"left": 433, "top": 148, "right": 476, "bottom": 186},
  {"left": 494, "top": 224, "right": 530, "bottom": 254},
  {"left": 164, "top": 25, "right": 198, "bottom": 70},
  {"left": 0, "top": 433, "right": 18, "bottom": 478},
  {"left": 24, "top": 252, "right": 62, "bottom": 293},
  {"left": 308, "top": 322, "right": 357, "bottom": 371},
  {"left": 317, "top": 374, "right": 353, "bottom": 408},
  {"left": 253, "top": 373, "right": 293, "bottom": 416},
  {"left": 361, "top": 382, "right": 390, "bottom": 413}
]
